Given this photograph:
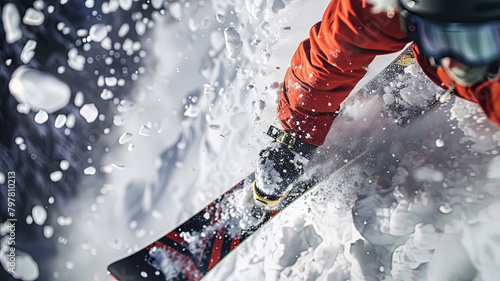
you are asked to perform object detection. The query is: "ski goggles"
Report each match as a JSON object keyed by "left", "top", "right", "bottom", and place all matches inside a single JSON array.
[{"left": 400, "top": 11, "right": 500, "bottom": 67}]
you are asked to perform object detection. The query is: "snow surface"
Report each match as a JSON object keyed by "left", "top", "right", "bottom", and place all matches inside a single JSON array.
[{"left": 1, "top": 0, "right": 500, "bottom": 280}]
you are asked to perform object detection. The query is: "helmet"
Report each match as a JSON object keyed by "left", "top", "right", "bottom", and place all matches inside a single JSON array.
[
  {"left": 399, "top": 0, "right": 500, "bottom": 23},
  {"left": 399, "top": 0, "right": 500, "bottom": 68}
]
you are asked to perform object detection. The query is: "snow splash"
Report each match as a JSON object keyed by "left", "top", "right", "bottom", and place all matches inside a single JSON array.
[{"left": 148, "top": 246, "right": 192, "bottom": 280}]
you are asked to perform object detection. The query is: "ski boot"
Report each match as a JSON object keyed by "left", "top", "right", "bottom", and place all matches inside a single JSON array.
[{"left": 253, "top": 125, "right": 317, "bottom": 208}]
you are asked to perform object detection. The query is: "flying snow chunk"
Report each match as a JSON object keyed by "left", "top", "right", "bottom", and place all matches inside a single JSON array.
[
  {"left": 23, "top": 8, "right": 45, "bottom": 26},
  {"left": 435, "top": 139, "right": 444, "bottom": 147},
  {"left": 9, "top": 66, "right": 71, "bottom": 113},
  {"left": 224, "top": 27, "right": 243, "bottom": 59},
  {"left": 139, "top": 124, "right": 151, "bottom": 136},
  {"left": 76, "top": 28, "right": 88, "bottom": 37},
  {"left": 33, "top": 0, "right": 45, "bottom": 10},
  {"left": 85, "top": 0, "right": 95, "bottom": 8},
  {"left": 136, "top": 21, "right": 146, "bottom": 36},
  {"left": 2, "top": 3, "right": 22, "bottom": 43},
  {"left": 68, "top": 48, "right": 85, "bottom": 71},
  {"left": 65, "top": 114, "right": 76, "bottom": 128},
  {"left": 15, "top": 102, "right": 30, "bottom": 114},
  {"left": 102, "top": 0, "right": 119, "bottom": 14},
  {"left": 84, "top": 166, "right": 96, "bottom": 175},
  {"left": 89, "top": 24, "right": 107, "bottom": 42},
  {"left": 101, "top": 37, "right": 112, "bottom": 50},
  {"left": 151, "top": 0, "right": 163, "bottom": 9},
  {"left": 34, "top": 110, "right": 49, "bottom": 124},
  {"left": 54, "top": 114, "right": 66, "bottom": 129},
  {"left": 439, "top": 203, "right": 453, "bottom": 214},
  {"left": 113, "top": 115, "right": 125, "bottom": 126},
  {"left": 57, "top": 216, "right": 73, "bottom": 226},
  {"left": 216, "top": 13, "right": 225, "bottom": 23},
  {"left": 272, "top": 0, "right": 286, "bottom": 13},
  {"left": 252, "top": 99, "right": 266, "bottom": 118},
  {"left": 105, "top": 77, "right": 118, "bottom": 87},
  {"left": 44, "top": 225, "right": 54, "bottom": 238},
  {"left": 50, "top": 171, "right": 63, "bottom": 182},
  {"left": 80, "top": 103, "right": 99, "bottom": 123},
  {"left": 118, "top": 23, "right": 130, "bottom": 37},
  {"left": 251, "top": 39, "right": 261, "bottom": 46},
  {"left": 15, "top": 137, "right": 24, "bottom": 145},
  {"left": 60, "top": 160, "right": 70, "bottom": 170},
  {"left": 32, "top": 205, "right": 47, "bottom": 225},
  {"left": 74, "top": 91, "right": 84, "bottom": 107},
  {"left": 20, "top": 40, "right": 37, "bottom": 64},
  {"left": 119, "top": 132, "right": 133, "bottom": 144},
  {"left": 119, "top": 0, "right": 133, "bottom": 10},
  {"left": 100, "top": 89, "right": 114, "bottom": 100}
]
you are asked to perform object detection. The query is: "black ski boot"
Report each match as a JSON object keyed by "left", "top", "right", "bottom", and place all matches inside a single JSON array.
[{"left": 254, "top": 126, "right": 317, "bottom": 208}]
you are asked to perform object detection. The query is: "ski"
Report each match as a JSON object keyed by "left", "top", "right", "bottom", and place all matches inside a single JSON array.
[{"left": 107, "top": 46, "right": 451, "bottom": 280}]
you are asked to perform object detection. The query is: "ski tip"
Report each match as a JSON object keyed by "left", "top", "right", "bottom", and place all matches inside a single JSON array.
[
  {"left": 107, "top": 249, "right": 166, "bottom": 280},
  {"left": 107, "top": 271, "right": 119, "bottom": 281}
]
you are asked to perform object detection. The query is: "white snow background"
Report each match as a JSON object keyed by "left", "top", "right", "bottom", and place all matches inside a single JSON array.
[{"left": 2, "top": 0, "right": 500, "bottom": 280}]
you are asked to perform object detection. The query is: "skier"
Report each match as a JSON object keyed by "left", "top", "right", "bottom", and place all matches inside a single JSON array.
[{"left": 254, "top": 0, "right": 500, "bottom": 207}]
